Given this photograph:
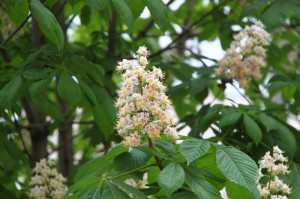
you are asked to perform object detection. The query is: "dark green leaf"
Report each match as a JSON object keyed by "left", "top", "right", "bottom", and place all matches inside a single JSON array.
[
  {"left": 5, "top": 0, "right": 29, "bottom": 24},
  {"left": 112, "top": 179, "right": 148, "bottom": 199},
  {"left": 85, "top": 0, "right": 109, "bottom": 12},
  {"left": 243, "top": 114, "right": 262, "bottom": 145},
  {"left": 112, "top": 0, "right": 133, "bottom": 29},
  {"left": 29, "top": 79, "right": 51, "bottom": 97},
  {"left": 226, "top": 181, "right": 260, "bottom": 199},
  {"left": 143, "top": 0, "right": 169, "bottom": 31},
  {"left": 219, "top": 112, "right": 242, "bottom": 128},
  {"left": 184, "top": 167, "right": 221, "bottom": 198},
  {"left": 102, "top": 181, "right": 130, "bottom": 199},
  {"left": 153, "top": 140, "right": 175, "bottom": 155},
  {"left": 57, "top": 71, "right": 82, "bottom": 104},
  {"left": 0, "top": 76, "right": 23, "bottom": 109},
  {"left": 114, "top": 148, "right": 150, "bottom": 172},
  {"left": 29, "top": 0, "right": 64, "bottom": 50}
]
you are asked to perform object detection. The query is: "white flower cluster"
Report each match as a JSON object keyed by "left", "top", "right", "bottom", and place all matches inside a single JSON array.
[
  {"left": 115, "top": 46, "right": 179, "bottom": 148},
  {"left": 30, "top": 159, "right": 68, "bottom": 199},
  {"left": 257, "top": 146, "right": 291, "bottom": 199},
  {"left": 215, "top": 21, "right": 271, "bottom": 89}
]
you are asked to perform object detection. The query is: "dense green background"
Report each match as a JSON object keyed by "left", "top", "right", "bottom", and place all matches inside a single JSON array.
[{"left": 0, "top": 0, "right": 300, "bottom": 198}]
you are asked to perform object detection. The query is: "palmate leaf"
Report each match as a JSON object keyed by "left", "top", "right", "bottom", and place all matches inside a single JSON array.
[
  {"left": 184, "top": 166, "right": 221, "bottom": 199},
  {"left": 215, "top": 145, "right": 258, "bottom": 192},
  {"left": 243, "top": 114, "right": 262, "bottom": 145},
  {"left": 4, "top": 0, "right": 29, "bottom": 24},
  {"left": 143, "top": 0, "right": 169, "bottom": 31},
  {"left": 0, "top": 76, "right": 23, "bottom": 109},
  {"left": 157, "top": 163, "right": 185, "bottom": 195},
  {"left": 29, "top": 78, "right": 51, "bottom": 97},
  {"left": 111, "top": 179, "right": 148, "bottom": 199},
  {"left": 225, "top": 181, "right": 261, "bottom": 199},
  {"left": 179, "top": 139, "right": 210, "bottom": 165},
  {"left": 111, "top": 0, "right": 133, "bottom": 29},
  {"left": 113, "top": 148, "right": 151, "bottom": 172},
  {"left": 29, "top": 0, "right": 64, "bottom": 50},
  {"left": 57, "top": 71, "right": 82, "bottom": 105},
  {"left": 102, "top": 181, "right": 130, "bottom": 199},
  {"left": 153, "top": 140, "right": 175, "bottom": 155},
  {"left": 85, "top": 0, "right": 109, "bottom": 12},
  {"left": 219, "top": 112, "right": 242, "bottom": 128}
]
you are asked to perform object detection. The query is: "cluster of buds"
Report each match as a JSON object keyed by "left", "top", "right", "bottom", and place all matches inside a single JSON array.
[
  {"left": 215, "top": 21, "right": 271, "bottom": 89},
  {"left": 115, "top": 46, "right": 179, "bottom": 148},
  {"left": 30, "top": 159, "right": 68, "bottom": 199},
  {"left": 257, "top": 146, "right": 291, "bottom": 199}
]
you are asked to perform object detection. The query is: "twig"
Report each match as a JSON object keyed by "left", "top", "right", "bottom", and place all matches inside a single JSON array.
[
  {"left": 231, "top": 83, "right": 252, "bottom": 104},
  {"left": 12, "top": 112, "right": 34, "bottom": 165},
  {"left": 1, "top": 13, "right": 32, "bottom": 46},
  {"left": 150, "top": 0, "right": 230, "bottom": 58}
]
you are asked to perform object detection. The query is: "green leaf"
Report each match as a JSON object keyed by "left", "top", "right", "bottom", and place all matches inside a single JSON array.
[
  {"left": 85, "top": 0, "right": 109, "bottom": 12},
  {"left": 114, "top": 148, "right": 150, "bottom": 172},
  {"left": 79, "top": 80, "right": 98, "bottom": 106},
  {"left": 57, "top": 71, "right": 82, "bottom": 104},
  {"left": 289, "top": 163, "right": 300, "bottom": 199},
  {"left": 215, "top": 145, "right": 258, "bottom": 192},
  {"left": 22, "top": 67, "right": 53, "bottom": 80},
  {"left": 74, "top": 145, "right": 127, "bottom": 181},
  {"left": 66, "top": 177, "right": 101, "bottom": 198},
  {"left": 226, "top": 181, "right": 260, "bottom": 199},
  {"left": 102, "top": 181, "right": 130, "bottom": 199},
  {"left": 78, "top": 186, "right": 102, "bottom": 199},
  {"left": 256, "top": 113, "right": 277, "bottom": 132},
  {"left": 157, "top": 163, "right": 185, "bottom": 194},
  {"left": 111, "top": 0, "right": 133, "bottom": 29},
  {"left": 29, "top": 79, "right": 51, "bottom": 97},
  {"left": 93, "top": 104, "right": 114, "bottom": 139},
  {"left": 128, "top": 0, "right": 145, "bottom": 18},
  {"left": 219, "top": 112, "right": 242, "bottom": 128},
  {"left": 180, "top": 139, "right": 210, "bottom": 165},
  {"left": 184, "top": 167, "right": 221, "bottom": 198},
  {"left": 153, "top": 140, "right": 175, "bottom": 155},
  {"left": 5, "top": 0, "right": 29, "bottom": 24},
  {"left": 0, "top": 76, "right": 23, "bottom": 109},
  {"left": 29, "top": 0, "right": 64, "bottom": 50},
  {"left": 170, "top": 192, "right": 198, "bottom": 199},
  {"left": 143, "top": 0, "right": 169, "bottom": 31},
  {"left": 243, "top": 114, "right": 262, "bottom": 145},
  {"left": 275, "top": 123, "right": 297, "bottom": 157},
  {"left": 112, "top": 179, "right": 148, "bottom": 199}
]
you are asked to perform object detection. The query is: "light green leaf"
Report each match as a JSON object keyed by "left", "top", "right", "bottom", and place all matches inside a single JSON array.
[
  {"left": 143, "top": 0, "right": 169, "bottom": 31},
  {"left": 85, "top": 0, "right": 109, "bottom": 12},
  {"left": 243, "top": 114, "right": 262, "bottom": 145},
  {"left": 102, "top": 181, "right": 130, "bottom": 199},
  {"left": 216, "top": 145, "right": 258, "bottom": 192},
  {"left": 153, "top": 140, "right": 175, "bottom": 155},
  {"left": 29, "top": 0, "right": 64, "bottom": 50},
  {"left": 114, "top": 148, "right": 150, "bottom": 172},
  {"left": 57, "top": 71, "right": 82, "bottom": 104},
  {"left": 180, "top": 139, "right": 210, "bottom": 165},
  {"left": 219, "top": 112, "right": 242, "bottom": 128},
  {"left": 184, "top": 167, "right": 221, "bottom": 199},
  {"left": 29, "top": 79, "right": 51, "bottom": 97},
  {"left": 157, "top": 163, "right": 185, "bottom": 194},
  {"left": 0, "top": 76, "right": 23, "bottom": 109},
  {"left": 111, "top": 0, "right": 133, "bottom": 29},
  {"left": 112, "top": 179, "right": 148, "bottom": 199},
  {"left": 226, "top": 181, "right": 261, "bottom": 199},
  {"left": 78, "top": 186, "right": 102, "bottom": 199}
]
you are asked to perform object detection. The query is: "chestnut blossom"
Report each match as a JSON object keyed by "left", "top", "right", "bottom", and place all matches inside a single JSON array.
[
  {"left": 30, "top": 159, "right": 67, "bottom": 199},
  {"left": 215, "top": 21, "right": 271, "bottom": 89},
  {"left": 257, "top": 146, "right": 291, "bottom": 199},
  {"left": 115, "top": 46, "right": 179, "bottom": 148}
]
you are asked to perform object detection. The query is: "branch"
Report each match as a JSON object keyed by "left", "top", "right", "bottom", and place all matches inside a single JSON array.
[
  {"left": 1, "top": 13, "right": 32, "bottom": 46},
  {"left": 135, "top": 0, "right": 176, "bottom": 41},
  {"left": 150, "top": 0, "right": 230, "bottom": 58}
]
